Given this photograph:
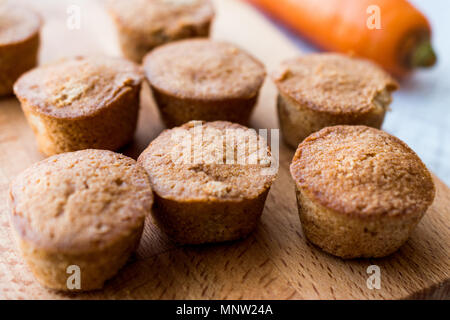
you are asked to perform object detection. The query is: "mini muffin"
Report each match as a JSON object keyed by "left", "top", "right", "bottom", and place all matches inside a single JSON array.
[
  {"left": 9, "top": 149, "right": 153, "bottom": 291},
  {"left": 290, "top": 126, "right": 435, "bottom": 259},
  {"left": 13, "top": 56, "right": 143, "bottom": 156},
  {"left": 0, "top": 4, "right": 40, "bottom": 96},
  {"left": 273, "top": 53, "right": 398, "bottom": 148},
  {"left": 106, "top": 0, "right": 214, "bottom": 62},
  {"left": 143, "top": 39, "right": 266, "bottom": 127},
  {"left": 138, "top": 120, "right": 277, "bottom": 244}
]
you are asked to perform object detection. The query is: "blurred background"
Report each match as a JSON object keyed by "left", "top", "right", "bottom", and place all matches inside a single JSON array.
[
  {"left": 256, "top": 0, "right": 450, "bottom": 185},
  {"left": 10, "top": 0, "right": 450, "bottom": 185}
]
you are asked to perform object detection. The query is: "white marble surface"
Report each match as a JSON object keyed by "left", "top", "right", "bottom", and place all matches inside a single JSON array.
[{"left": 269, "top": 0, "right": 450, "bottom": 185}]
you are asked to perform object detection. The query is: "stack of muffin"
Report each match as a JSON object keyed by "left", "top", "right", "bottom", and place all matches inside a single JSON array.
[{"left": 1, "top": 0, "right": 435, "bottom": 292}]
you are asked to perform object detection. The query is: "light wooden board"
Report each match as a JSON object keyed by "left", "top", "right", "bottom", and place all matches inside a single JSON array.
[{"left": 0, "top": 0, "right": 448, "bottom": 300}]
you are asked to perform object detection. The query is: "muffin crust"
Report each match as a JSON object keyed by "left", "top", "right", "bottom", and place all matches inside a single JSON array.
[
  {"left": 107, "top": 0, "right": 214, "bottom": 62},
  {"left": 138, "top": 120, "right": 276, "bottom": 244},
  {"left": 290, "top": 126, "right": 435, "bottom": 258},
  {"left": 14, "top": 56, "right": 143, "bottom": 155},
  {"left": 9, "top": 150, "right": 153, "bottom": 291},
  {"left": 291, "top": 126, "right": 435, "bottom": 217},
  {"left": 0, "top": 4, "right": 40, "bottom": 96},
  {"left": 273, "top": 54, "right": 398, "bottom": 148},
  {"left": 144, "top": 40, "right": 266, "bottom": 127}
]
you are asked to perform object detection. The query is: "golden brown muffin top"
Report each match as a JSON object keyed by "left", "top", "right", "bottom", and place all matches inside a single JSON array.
[
  {"left": 290, "top": 126, "right": 435, "bottom": 217},
  {"left": 138, "top": 121, "right": 277, "bottom": 201},
  {"left": 0, "top": 4, "right": 40, "bottom": 45},
  {"left": 13, "top": 56, "right": 143, "bottom": 119},
  {"left": 9, "top": 150, "right": 153, "bottom": 253},
  {"left": 143, "top": 39, "right": 266, "bottom": 100},
  {"left": 107, "top": 0, "right": 214, "bottom": 35},
  {"left": 273, "top": 53, "right": 398, "bottom": 115}
]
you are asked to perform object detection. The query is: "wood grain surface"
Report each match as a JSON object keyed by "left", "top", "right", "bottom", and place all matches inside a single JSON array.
[{"left": 0, "top": 0, "right": 448, "bottom": 299}]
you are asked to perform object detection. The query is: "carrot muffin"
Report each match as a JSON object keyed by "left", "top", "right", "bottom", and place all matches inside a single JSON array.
[
  {"left": 106, "top": 0, "right": 214, "bottom": 62},
  {"left": 143, "top": 39, "right": 266, "bottom": 127},
  {"left": 0, "top": 4, "right": 40, "bottom": 96},
  {"left": 9, "top": 149, "right": 153, "bottom": 291},
  {"left": 138, "top": 120, "right": 277, "bottom": 244},
  {"left": 273, "top": 53, "right": 398, "bottom": 148},
  {"left": 290, "top": 126, "right": 435, "bottom": 259},
  {"left": 13, "top": 56, "right": 143, "bottom": 156}
]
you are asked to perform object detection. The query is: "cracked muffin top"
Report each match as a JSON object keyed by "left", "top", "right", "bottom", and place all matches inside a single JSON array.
[
  {"left": 9, "top": 150, "right": 153, "bottom": 253},
  {"left": 106, "top": 0, "right": 214, "bottom": 35},
  {"left": 0, "top": 4, "right": 40, "bottom": 45},
  {"left": 143, "top": 39, "right": 266, "bottom": 100},
  {"left": 138, "top": 121, "right": 277, "bottom": 201},
  {"left": 290, "top": 126, "right": 435, "bottom": 217},
  {"left": 273, "top": 53, "right": 398, "bottom": 115},
  {"left": 13, "top": 56, "right": 143, "bottom": 119}
]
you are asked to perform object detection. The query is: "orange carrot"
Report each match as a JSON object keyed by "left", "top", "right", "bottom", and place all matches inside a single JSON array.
[{"left": 246, "top": 0, "right": 436, "bottom": 76}]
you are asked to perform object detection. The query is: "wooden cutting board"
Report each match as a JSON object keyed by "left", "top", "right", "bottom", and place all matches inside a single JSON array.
[{"left": 0, "top": 0, "right": 448, "bottom": 300}]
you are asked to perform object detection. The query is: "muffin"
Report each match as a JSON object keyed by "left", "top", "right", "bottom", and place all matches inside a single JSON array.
[
  {"left": 0, "top": 4, "right": 40, "bottom": 96},
  {"left": 13, "top": 56, "right": 143, "bottom": 156},
  {"left": 143, "top": 39, "right": 266, "bottom": 127},
  {"left": 290, "top": 126, "right": 435, "bottom": 259},
  {"left": 273, "top": 53, "right": 398, "bottom": 148},
  {"left": 138, "top": 120, "right": 277, "bottom": 244},
  {"left": 106, "top": 0, "right": 214, "bottom": 62},
  {"left": 9, "top": 149, "right": 153, "bottom": 291}
]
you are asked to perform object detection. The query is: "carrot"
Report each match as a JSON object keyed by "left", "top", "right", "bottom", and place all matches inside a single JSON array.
[{"left": 245, "top": 0, "right": 436, "bottom": 76}]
